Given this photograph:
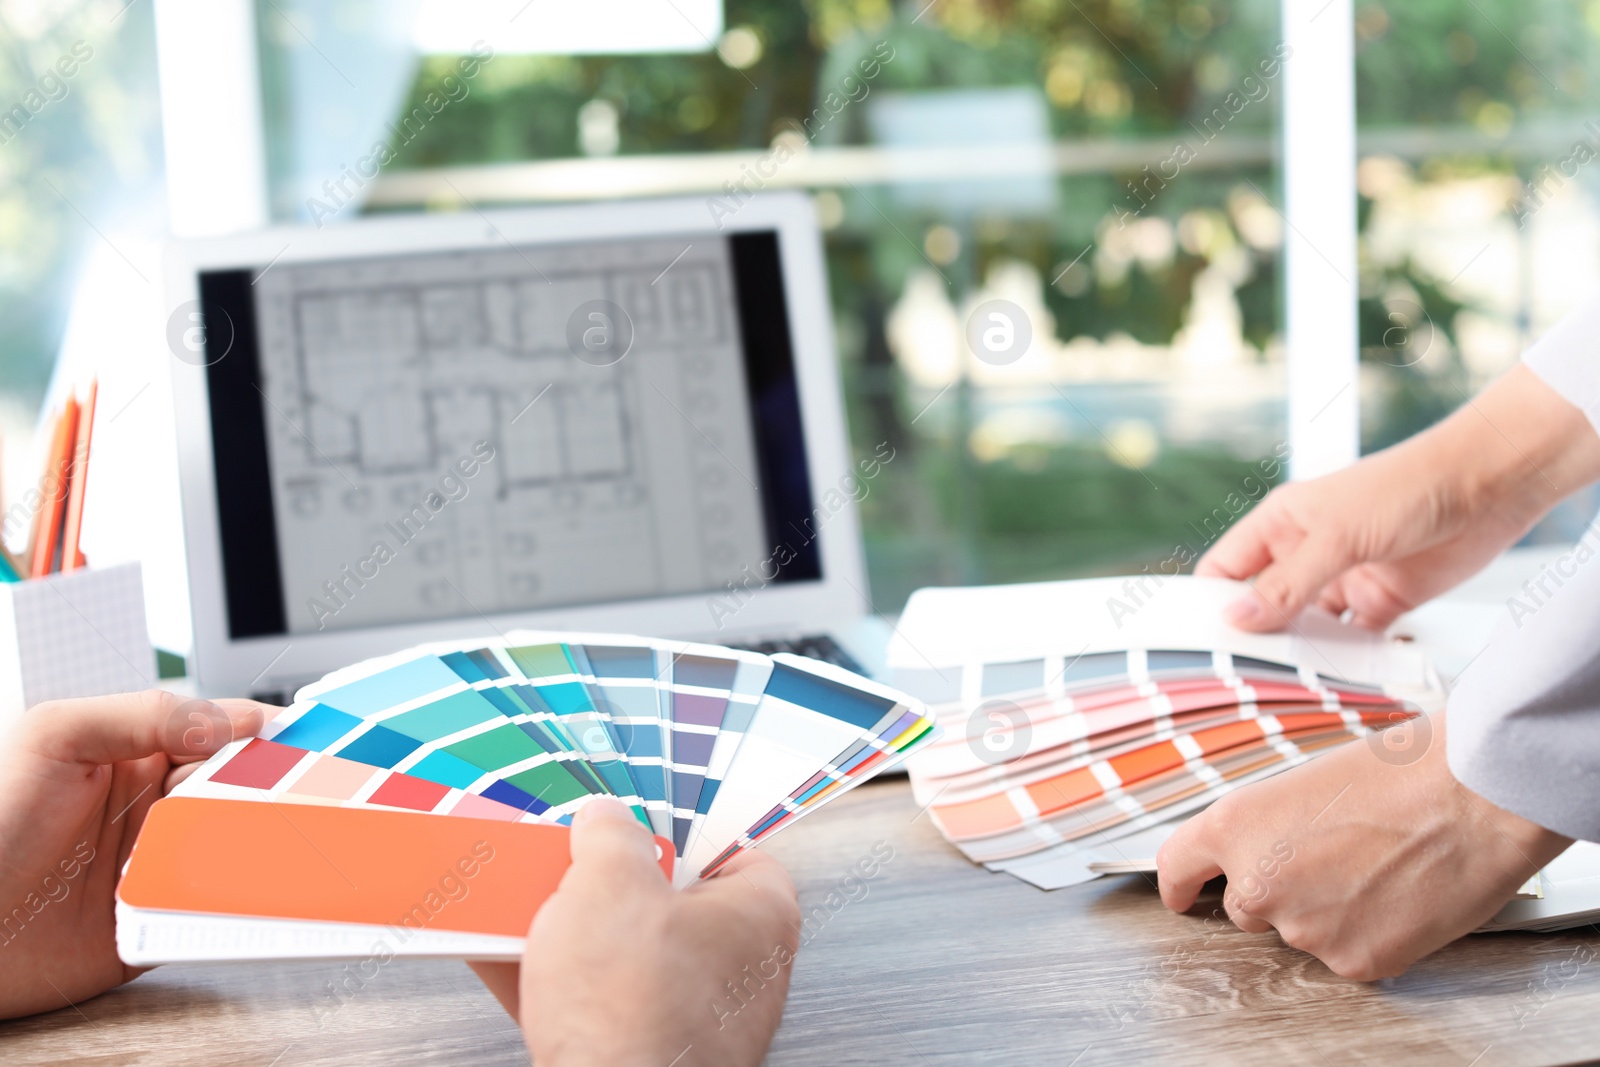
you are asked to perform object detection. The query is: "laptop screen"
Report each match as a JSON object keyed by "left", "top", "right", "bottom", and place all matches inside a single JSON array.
[{"left": 196, "top": 230, "right": 820, "bottom": 639}]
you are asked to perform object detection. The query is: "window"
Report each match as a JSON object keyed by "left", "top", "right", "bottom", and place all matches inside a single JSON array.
[
  {"left": 369, "top": 0, "right": 1292, "bottom": 611},
  {"left": 0, "top": 0, "right": 164, "bottom": 487},
  {"left": 32, "top": 2, "right": 1585, "bottom": 623},
  {"left": 1354, "top": 0, "right": 1600, "bottom": 540}
]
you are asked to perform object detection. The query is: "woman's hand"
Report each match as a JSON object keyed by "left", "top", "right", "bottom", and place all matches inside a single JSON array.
[
  {"left": 0, "top": 690, "right": 274, "bottom": 1019},
  {"left": 1201, "top": 365, "right": 1600, "bottom": 631},
  {"left": 1156, "top": 714, "right": 1571, "bottom": 979}
]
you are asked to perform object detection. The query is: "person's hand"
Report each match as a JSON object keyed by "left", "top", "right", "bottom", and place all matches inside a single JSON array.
[
  {"left": 0, "top": 690, "right": 274, "bottom": 1019},
  {"left": 470, "top": 797, "right": 801, "bottom": 1067},
  {"left": 1200, "top": 365, "right": 1600, "bottom": 631},
  {"left": 1155, "top": 714, "right": 1571, "bottom": 979}
]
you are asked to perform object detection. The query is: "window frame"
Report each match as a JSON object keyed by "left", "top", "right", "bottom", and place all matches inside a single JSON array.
[{"left": 1282, "top": 0, "right": 1359, "bottom": 479}]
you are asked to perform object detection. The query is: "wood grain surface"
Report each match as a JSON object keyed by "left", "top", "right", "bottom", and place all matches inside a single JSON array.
[{"left": 3, "top": 778, "right": 1598, "bottom": 1066}]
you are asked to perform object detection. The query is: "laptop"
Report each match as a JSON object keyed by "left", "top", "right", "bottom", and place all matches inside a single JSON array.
[{"left": 164, "top": 192, "right": 889, "bottom": 702}]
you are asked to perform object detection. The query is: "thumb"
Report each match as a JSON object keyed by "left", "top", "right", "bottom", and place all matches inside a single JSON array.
[
  {"left": 1223, "top": 534, "right": 1354, "bottom": 632},
  {"left": 22, "top": 690, "right": 272, "bottom": 767},
  {"left": 567, "top": 796, "right": 668, "bottom": 886}
]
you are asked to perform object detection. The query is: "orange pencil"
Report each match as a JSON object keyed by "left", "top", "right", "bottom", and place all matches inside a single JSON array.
[
  {"left": 29, "top": 396, "right": 77, "bottom": 578},
  {"left": 25, "top": 405, "right": 64, "bottom": 577},
  {"left": 60, "top": 380, "right": 96, "bottom": 571}
]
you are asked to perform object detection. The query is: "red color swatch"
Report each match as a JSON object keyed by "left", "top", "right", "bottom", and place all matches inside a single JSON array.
[
  {"left": 368, "top": 773, "right": 452, "bottom": 812},
  {"left": 210, "top": 739, "right": 309, "bottom": 790}
]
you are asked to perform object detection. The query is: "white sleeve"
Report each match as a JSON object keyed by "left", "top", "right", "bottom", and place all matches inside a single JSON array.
[
  {"left": 1447, "top": 535, "right": 1600, "bottom": 843},
  {"left": 1523, "top": 291, "right": 1600, "bottom": 434},
  {"left": 1445, "top": 293, "right": 1600, "bottom": 840}
]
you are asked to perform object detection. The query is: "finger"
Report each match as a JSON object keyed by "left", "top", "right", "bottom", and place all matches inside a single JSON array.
[
  {"left": 1317, "top": 583, "right": 1349, "bottom": 619},
  {"left": 113, "top": 761, "right": 170, "bottom": 869},
  {"left": 696, "top": 849, "right": 798, "bottom": 909},
  {"left": 566, "top": 796, "right": 668, "bottom": 887},
  {"left": 693, "top": 850, "right": 802, "bottom": 944},
  {"left": 706, "top": 845, "right": 782, "bottom": 881},
  {"left": 24, "top": 691, "right": 274, "bottom": 767},
  {"left": 1224, "top": 534, "right": 1355, "bottom": 632},
  {"left": 1339, "top": 569, "right": 1417, "bottom": 631},
  {"left": 166, "top": 698, "right": 279, "bottom": 763},
  {"left": 165, "top": 761, "right": 203, "bottom": 792},
  {"left": 1222, "top": 891, "right": 1275, "bottom": 934},
  {"left": 1196, "top": 531, "right": 1274, "bottom": 581},
  {"left": 466, "top": 962, "right": 520, "bottom": 1020},
  {"left": 1156, "top": 820, "right": 1224, "bottom": 913},
  {"left": 1346, "top": 609, "right": 1397, "bottom": 632},
  {"left": 1195, "top": 499, "right": 1286, "bottom": 580}
]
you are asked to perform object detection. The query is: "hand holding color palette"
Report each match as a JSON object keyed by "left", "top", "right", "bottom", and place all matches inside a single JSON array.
[
  {"left": 890, "top": 577, "right": 1447, "bottom": 891},
  {"left": 115, "top": 631, "right": 937, "bottom": 965}
]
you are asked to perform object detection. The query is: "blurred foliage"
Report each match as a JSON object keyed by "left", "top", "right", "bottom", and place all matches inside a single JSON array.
[
  {"left": 394, "top": 0, "right": 1293, "bottom": 349},
  {"left": 1356, "top": 251, "right": 1473, "bottom": 454},
  {"left": 1047, "top": 244, "right": 1214, "bottom": 344},
  {"left": 396, "top": 0, "right": 1284, "bottom": 163},
  {"left": 1354, "top": 0, "right": 1600, "bottom": 128},
  {"left": 1349, "top": 2, "right": 1600, "bottom": 457},
  {"left": 393, "top": 0, "right": 1597, "bottom": 366},
  {"left": 397, "top": 0, "right": 1600, "bottom": 155},
  {"left": 859, "top": 438, "right": 1286, "bottom": 605}
]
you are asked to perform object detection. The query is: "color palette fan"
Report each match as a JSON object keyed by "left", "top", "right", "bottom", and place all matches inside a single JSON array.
[
  {"left": 886, "top": 576, "right": 1446, "bottom": 889},
  {"left": 115, "top": 631, "right": 937, "bottom": 964},
  {"left": 906, "top": 647, "right": 1430, "bottom": 887}
]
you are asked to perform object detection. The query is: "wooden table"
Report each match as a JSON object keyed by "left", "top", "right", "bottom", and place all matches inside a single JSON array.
[{"left": 4, "top": 778, "right": 1599, "bottom": 1066}]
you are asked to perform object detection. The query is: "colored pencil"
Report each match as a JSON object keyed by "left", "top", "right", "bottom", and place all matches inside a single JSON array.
[
  {"left": 20, "top": 418, "right": 46, "bottom": 573},
  {"left": 29, "top": 399, "right": 77, "bottom": 578},
  {"left": 45, "top": 395, "right": 80, "bottom": 575},
  {"left": 0, "top": 430, "right": 20, "bottom": 580},
  {"left": 60, "top": 379, "right": 96, "bottom": 571}
]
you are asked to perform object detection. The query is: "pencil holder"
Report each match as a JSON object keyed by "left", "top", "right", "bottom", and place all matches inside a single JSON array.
[{"left": 0, "top": 561, "right": 156, "bottom": 727}]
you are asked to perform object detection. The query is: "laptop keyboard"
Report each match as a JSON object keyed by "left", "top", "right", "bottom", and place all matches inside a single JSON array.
[
  {"left": 250, "top": 634, "right": 868, "bottom": 704},
  {"left": 724, "top": 633, "right": 866, "bottom": 675}
]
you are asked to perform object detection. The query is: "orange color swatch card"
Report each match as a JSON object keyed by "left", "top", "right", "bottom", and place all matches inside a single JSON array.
[{"left": 117, "top": 796, "right": 672, "bottom": 955}]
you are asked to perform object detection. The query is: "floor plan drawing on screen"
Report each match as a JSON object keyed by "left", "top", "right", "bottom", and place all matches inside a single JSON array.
[{"left": 249, "top": 236, "right": 770, "bottom": 633}]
